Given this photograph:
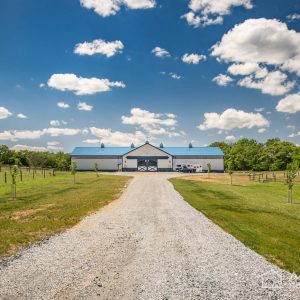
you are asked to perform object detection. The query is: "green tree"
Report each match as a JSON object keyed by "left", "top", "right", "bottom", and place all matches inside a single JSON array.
[
  {"left": 286, "top": 162, "right": 298, "bottom": 204},
  {"left": 10, "top": 165, "right": 19, "bottom": 199},
  {"left": 227, "top": 160, "right": 234, "bottom": 185},
  {"left": 94, "top": 162, "right": 99, "bottom": 177},
  {"left": 70, "top": 161, "right": 77, "bottom": 184},
  {"left": 207, "top": 163, "right": 212, "bottom": 176}
]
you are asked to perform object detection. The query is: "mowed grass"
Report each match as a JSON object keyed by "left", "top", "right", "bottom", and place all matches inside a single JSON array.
[
  {"left": 0, "top": 172, "right": 130, "bottom": 258},
  {"left": 170, "top": 174, "right": 300, "bottom": 274}
]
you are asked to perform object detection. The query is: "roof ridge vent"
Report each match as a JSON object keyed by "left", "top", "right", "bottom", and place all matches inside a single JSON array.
[
  {"left": 160, "top": 142, "right": 164, "bottom": 148},
  {"left": 131, "top": 143, "right": 135, "bottom": 148},
  {"left": 101, "top": 143, "right": 105, "bottom": 148}
]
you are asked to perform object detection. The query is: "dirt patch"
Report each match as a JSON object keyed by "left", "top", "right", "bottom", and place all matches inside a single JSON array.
[{"left": 10, "top": 204, "right": 55, "bottom": 221}]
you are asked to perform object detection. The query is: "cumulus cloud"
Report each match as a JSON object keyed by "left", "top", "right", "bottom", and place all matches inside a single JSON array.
[
  {"left": 48, "top": 74, "right": 125, "bottom": 95},
  {"left": 227, "top": 63, "right": 261, "bottom": 76},
  {"left": 121, "top": 108, "right": 184, "bottom": 138},
  {"left": 57, "top": 101, "right": 70, "bottom": 109},
  {"left": 225, "top": 135, "right": 236, "bottom": 141},
  {"left": 258, "top": 128, "right": 267, "bottom": 133},
  {"left": 83, "top": 139, "right": 101, "bottom": 144},
  {"left": 50, "top": 120, "right": 61, "bottom": 126},
  {"left": 17, "top": 113, "right": 27, "bottom": 119},
  {"left": 11, "top": 144, "right": 48, "bottom": 152},
  {"left": 254, "top": 107, "right": 264, "bottom": 112},
  {"left": 182, "top": 53, "right": 206, "bottom": 64},
  {"left": 238, "top": 71, "right": 295, "bottom": 96},
  {"left": 182, "top": 0, "right": 253, "bottom": 27},
  {"left": 80, "top": 0, "right": 156, "bottom": 17},
  {"left": 89, "top": 127, "right": 147, "bottom": 146},
  {"left": 198, "top": 108, "right": 270, "bottom": 131},
  {"left": 0, "top": 107, "right": 12, "bottom": 119},
  {"left": 74, "top": 39, "right": 124, "bottom": 57},
  {"left": 0, "top": 128, "right": 82, "bottom": 141},
  {"left": 169, "top": 72, "right": 182, "bottom": 80},
  {"left": 211, "top": 18, "right": 300, "bottom": 95},
  {"left": 77, "top": 101, "right": 93, "bottom": 111},
  {"left": 212, "top": 18, "right": 300, "bottom": 76},
  {"left": 212, "top": 74, "right": 233, "bottom": 86},
  {"left": 287, "top": 13, "right": 300, "bottom": 22},
  {"left": 276, "top": 92, "right": 300, "bottom": 113},
  {"left": 152, "top": 47, "right": 170, "bottom": 58}
]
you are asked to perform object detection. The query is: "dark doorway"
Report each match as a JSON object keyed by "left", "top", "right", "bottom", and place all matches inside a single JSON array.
[{"left": 137, "top": 159, "right": 158, "bottom": 171}]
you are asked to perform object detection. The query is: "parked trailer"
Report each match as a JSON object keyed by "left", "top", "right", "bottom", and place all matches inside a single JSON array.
[{"left": 176, "top": 164, "right": 203, "bottom": 173}]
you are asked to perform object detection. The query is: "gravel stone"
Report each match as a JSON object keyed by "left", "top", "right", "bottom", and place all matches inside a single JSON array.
[{"left": 0, "top": 173, "right": 299, "bottom": 299}]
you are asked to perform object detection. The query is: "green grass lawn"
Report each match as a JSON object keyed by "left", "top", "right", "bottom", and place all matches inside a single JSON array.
[
  {"left": 170, "top": 177, "right": 300, "bottom": 274},
  {"left": 0, "top": 172, "right": 130, "bottom": 258}
]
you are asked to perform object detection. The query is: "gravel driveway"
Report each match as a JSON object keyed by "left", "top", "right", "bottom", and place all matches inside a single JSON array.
[{"left": 0, "top": 173, "right": 299, "bottom": 300}]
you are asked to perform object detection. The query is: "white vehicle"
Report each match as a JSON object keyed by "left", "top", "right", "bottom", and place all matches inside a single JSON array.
[{"left": 177, "top": 164, "right": 203, "bottom": 173}]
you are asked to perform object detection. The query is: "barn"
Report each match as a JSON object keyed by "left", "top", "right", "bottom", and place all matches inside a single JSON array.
[{"left": 71, "top": 142, "right": 224, "bottom": 172}]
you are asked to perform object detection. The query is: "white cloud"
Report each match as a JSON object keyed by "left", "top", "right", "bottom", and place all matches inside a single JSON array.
[
  {"left": 182, "top": 53, "right": 206, "bottom": 64},
  {"left": 77, "top": 101, "right": 93, "bottom": 111},
  {"left": 0, "top": 127, "right": 83, "bottom": 141},
  {"left": 227, "top": 63, "right": 260, "bottom": 76},
  {"left": 74, "top": 39, "right": 124, "bottom": 57},
  {"left": 288, "top": 132, "right": 300, "bottom": 138},
  {"left": 0, "top": 107, "right": 12, "bottom": 119},
  {"left": 287, "top": 13, "right": 300, "bottom": 21},
  {"left": 39, "top": 83, "right": 45, "bottom": 88},
  {"left": 0, "top": 130, "right": 44, "bottom": 141},
  {"left": 122, "top": 108, "right": 176, "bottom": 128},
  {"left": 287, "top": 125, "right": 296, "bottom": 130},
  {"left": 11, "top": 145, "right": 48, "bottom": 152},
  {"left": 90, "top": 127, "right": 147, "bottom": 146},
  {"left": 212, "top": 74, "right": 233, "bottom": 86},
  {"left": 225, "top": 135, "right": 236, "bottom": 141},
  {"left": 47, "top": 141, "right": 60, "bottom": 146},
  {"left": 80, "top": 0, "right": 156, "bottom": 17},
  {"left": 212, "top": 18, "right": 300, "bottom": 76},
  {"left": 48, "top": 74, "right": 125, "bottom": 95},
  {"left": 276, "top": 92, "right": 300, "bottom": 113},
  {"left": 152, "top": 47, "right": 170, "bottom": 58},
  {"left": 254, "top": 107, "right": 264, "bottom": 112},
  {"left": 17, "top": 113, "right": 27, "bottom": 119},
  {"left": 44, "top": 128, "right": 82, "bottom": 137},
  {"left": 258, "top": 128, "right": 267, "bottom": 133},
  {"left": 121, "top": 108, "right": 183, "bottom": 138},
  {"left": 238, "top": 71, "right": 294, "bottom": 96},
  {"left": 50, "top": 120, "right": 61, "bottom": 126},
  {"left": 169, "top": 72, "right": 182, "bottom": 80},
  {"left": 57, "top": 101, "right": 70, "bottom": 109},
  {"left": 83, "top": 139, "right": 101, "bottom": 144},
  {"left": 198, "top": 108, "right": 270, "bottom": 131},
  {"left": 182, "top": 0, "right": 253, "bottom": 27}
]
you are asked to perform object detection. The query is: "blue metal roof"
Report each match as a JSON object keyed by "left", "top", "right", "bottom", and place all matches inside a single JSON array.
[
  {"left": 71, "top": 146, "right": 224, "bottom": 157},
  {"left": 71, "top": 147, "right": 133, "bottom": 156},
  {"left": 163, "top": 147, "right": 224, "bottom": 156}
]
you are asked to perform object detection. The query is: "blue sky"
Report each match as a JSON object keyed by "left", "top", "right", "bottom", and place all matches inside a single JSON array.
[{"left": 0, "top": 0, "right": 300, "bottom": 152}]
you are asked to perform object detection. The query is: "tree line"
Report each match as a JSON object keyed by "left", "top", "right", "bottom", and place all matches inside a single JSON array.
[
  {"left": 0, "top": 145, "right": 71, "bottom": 170},
  {"left": 210, "top": 138, "right": 300, "bottom": 171},
  {"left": 1, "top": 138, "right": 299, "bottom": 172}
]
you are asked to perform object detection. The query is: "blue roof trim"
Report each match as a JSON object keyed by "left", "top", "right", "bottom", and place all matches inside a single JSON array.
[{"left": 71, "top": 145, "right": 224, "bottom": 157}]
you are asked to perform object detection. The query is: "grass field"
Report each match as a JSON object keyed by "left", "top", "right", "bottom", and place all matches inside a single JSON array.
[
  {"left": 170, "top": 173, "right": 300, "bottom": 275},
  {"left": 0, "top": 171, "right": 130, "bottom": 258}
]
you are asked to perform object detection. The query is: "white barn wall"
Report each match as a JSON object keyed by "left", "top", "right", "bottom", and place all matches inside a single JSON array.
[
  {"left": 158, "top": 158, "right": 172, "bottom": 169},
  {"left": 173, "top": 158, "right": 224, "bottom": 171},
  {"left": 72, "top": 158, "right": 121, "bottom": 171}
]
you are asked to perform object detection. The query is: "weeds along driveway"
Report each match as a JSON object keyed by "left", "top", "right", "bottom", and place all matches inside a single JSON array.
[{"left": 0, "top": 173, "right": 299, "bottom": 300}]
